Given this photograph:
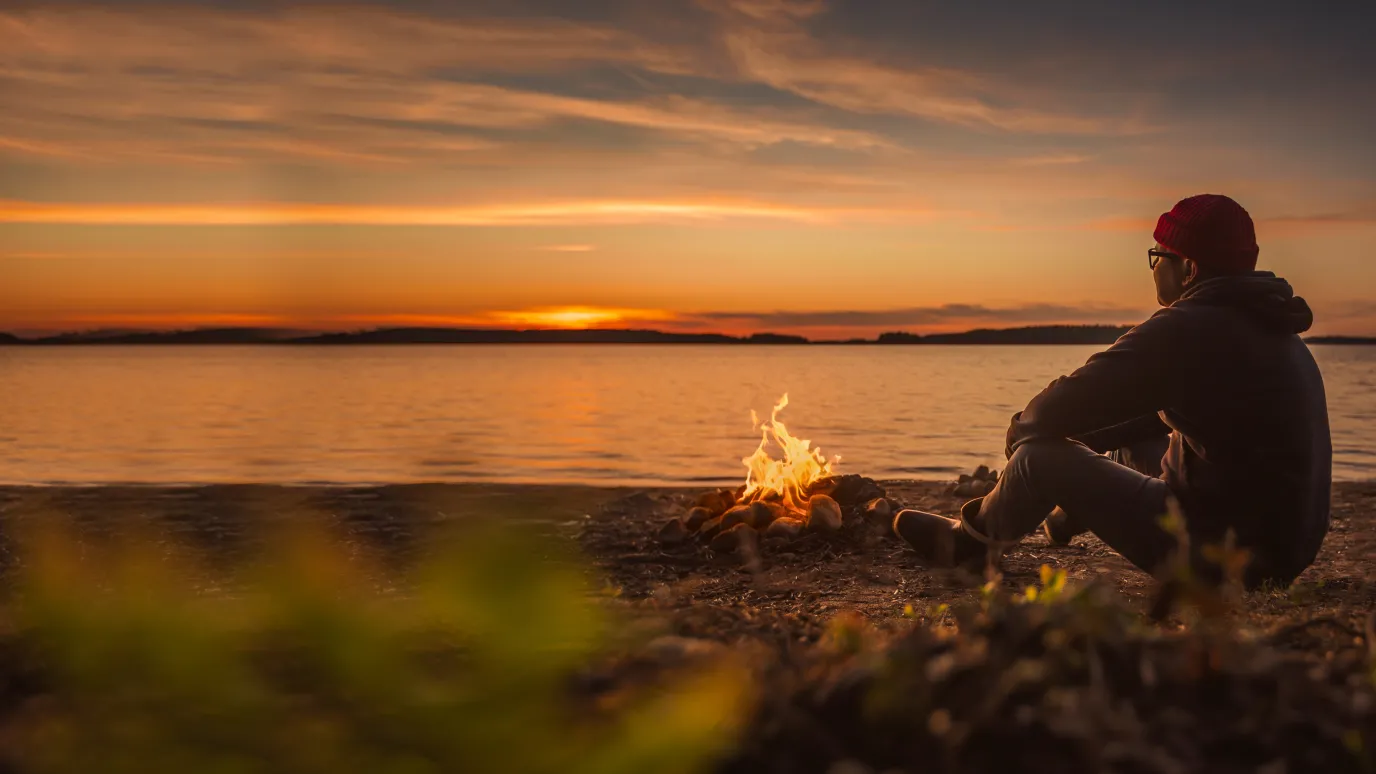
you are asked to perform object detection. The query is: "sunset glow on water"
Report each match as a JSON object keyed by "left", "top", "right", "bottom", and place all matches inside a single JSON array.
[{"left": 2, "top": 345, "right": 1372, "bottom": 486}]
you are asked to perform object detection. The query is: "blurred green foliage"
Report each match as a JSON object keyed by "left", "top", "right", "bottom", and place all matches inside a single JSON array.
[{"left": 2, "top": 523, "right": 749, "bottom": 774}]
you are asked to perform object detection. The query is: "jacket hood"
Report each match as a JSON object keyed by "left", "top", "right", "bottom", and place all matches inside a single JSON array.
[{"left": 1177, "top": 272, "right": 1314, "bottom": 334}]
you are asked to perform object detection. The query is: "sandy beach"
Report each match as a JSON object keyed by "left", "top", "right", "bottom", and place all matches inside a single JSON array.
[{"left": 3, "top": 480, "right": 1373, "bottom": 646}]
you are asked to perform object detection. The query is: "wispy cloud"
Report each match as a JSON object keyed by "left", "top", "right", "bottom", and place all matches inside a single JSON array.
[
  {"left": 538, "top": 244, "right": 597, "bottom": 252},
  {"left": 1012, "top": 153, "right": 1094, "bottom": 166},
  {"left": 0, "top": 251, "right": 70, "bottom": 260},
  {"left": 704, "top": 0, "right": 1155, "bottom": 136},
  {"left": 0, "top": 197, "right": 959, "bottom": 226},
  {"left": 0, "top": 1, "right": 1161, "bottom": 173},
  {"left": 0, "top": 198, "right": 858, "bottom": 226},
  {"left": 0, "top": 6, "right": 887, "bottom": 167},
  {"left": 1258, "top": 209, "right": 1376, "bottom": 236}
]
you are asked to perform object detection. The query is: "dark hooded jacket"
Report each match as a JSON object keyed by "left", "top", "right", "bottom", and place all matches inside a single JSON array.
[{"left": 1005, "top": 272, "right": 1332, "bottom": 579}]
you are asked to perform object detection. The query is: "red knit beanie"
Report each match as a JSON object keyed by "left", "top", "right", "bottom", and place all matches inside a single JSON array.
[{"left": 1153, "top": 194, "right": 1258, "bottom": 273}]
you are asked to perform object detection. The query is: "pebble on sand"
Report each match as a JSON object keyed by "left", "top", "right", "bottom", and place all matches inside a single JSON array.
[
  {"left": 721, "top": 505, "right": 752, "bottom": 530},
  {"left": 765, "top": 517, "right": 805, "bottom": 540},
  {"left": 748, "top": 500, "right": 785, "bottom": 528},
  {"left": 695, "top": 490, "right": 733, "bottom": 516},
  {"left": 657, "top": 518, "right": 690, "bottom": 544},
  {"left": 709, "top": 522, "right": 757, "bottom": 553},
  {"left": 806, "top": 494, "right": 843, "bottom": 532},
  {"left": 864, "top": 497, "right": 893, "bottom": 525},
  {"left": 684, "top": 506, "right": 714, "bottom": 532},
  {"left": 953, "top": 478, "right": 997, "bottom": 498},
  {"left": 696, "top": 515, "right": 724, "bottom": 540}
]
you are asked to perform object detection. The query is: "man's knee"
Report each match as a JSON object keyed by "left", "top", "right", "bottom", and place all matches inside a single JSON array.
[{"left": 1007, "top": 438, "right": 1094, "bottom": 477}]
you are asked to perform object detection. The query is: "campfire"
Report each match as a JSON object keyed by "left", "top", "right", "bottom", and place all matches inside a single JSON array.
[{"left": 659, "top": 394, "right": 888, "bottom": 552}]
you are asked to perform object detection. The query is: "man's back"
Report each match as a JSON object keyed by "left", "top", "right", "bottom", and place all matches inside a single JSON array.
[
  {"left": 1158, "top": 274, "right": 1332, "bottom": 578},
  {"left": 904, "top": 195, "right": 1336, "bottom": 588},
  {"left": 1002, "top": 271, "right": 1332, "bottom": 580}
]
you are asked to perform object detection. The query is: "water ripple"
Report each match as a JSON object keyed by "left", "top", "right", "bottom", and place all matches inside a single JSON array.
[{"left": 1, "top": 344, "right": 1372, "bottom": 484}]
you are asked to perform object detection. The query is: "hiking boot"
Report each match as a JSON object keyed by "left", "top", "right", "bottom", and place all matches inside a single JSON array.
[
  {"left": 892, "top": 508, "right": 985, "bottom": 567},
  {"left": 1041, "top": 506, "right": 1084, "bottom": 547},
  {"left": 958, "top": 497, "right": 1019, "bottom": 567}
]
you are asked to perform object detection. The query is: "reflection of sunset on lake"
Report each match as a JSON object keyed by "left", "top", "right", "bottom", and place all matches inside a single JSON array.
[{"left": 4, "top": 344, "right": 1375, "bottom": 486}]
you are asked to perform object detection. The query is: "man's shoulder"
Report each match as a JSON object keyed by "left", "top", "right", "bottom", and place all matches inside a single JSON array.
[
  {"left": 1121, "top": 305, "right": 1196, "bottom": 337},
  {"left": 1103, "top": 304, "right": 1226, "bottom": 357}
]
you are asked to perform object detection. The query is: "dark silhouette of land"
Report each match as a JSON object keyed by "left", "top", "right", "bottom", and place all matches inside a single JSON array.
[
  {"left": 302, "top": 328, "right": 810, "bottom": 345},
  {"left": 876, "top": 325, "right": 1131, "bottom": 345},
  {"left": 0, "top": 324, "right": 1370, "bottom": 346},
  {"left": 24, "top": 328, "right": 297, "bottom": 345},
  {"left": 1305, "top": 336, "right": 1376, "bottom": 345}
]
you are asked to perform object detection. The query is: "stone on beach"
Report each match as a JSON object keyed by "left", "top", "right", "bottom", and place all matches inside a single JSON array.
[
  {"left": 697, "top": 515, "right": 724, "bottom": 540},
  {"left": 806, "top": 494, "right": 843, "bottom": 532},
  {"left": 657, "top": 518, "right": 689, "bottom": 544},
  {"left": 683, "top": 506, "right": 714, "bottom": 532},
  {"left": 953, "top": 477, "right": 997, "bottom": 498},
  {"left": 764, "top": 517, "right": 805, "bottom": 540},
  {"left": 721, "top": 505, "right": 752, "bottom": 530},
  {"left": 748, "top": 500, "right": 785, "bottom": 528},
  {"left": 695, "top": 490, "right": 733, "bottom": 517},
  {"left": 812, "top": 474, "right": 885, "bottom": 507},
  {"left": 864, "top": 497, "right": 893, "bottom": 526},
  {"left": 709, "top": 522, "right": 757, "bottom": 553}
]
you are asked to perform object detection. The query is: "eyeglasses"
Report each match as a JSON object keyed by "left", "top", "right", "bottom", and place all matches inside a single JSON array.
[{"left": 1148, "top": 248, "right": 1182, "bottom": 269}]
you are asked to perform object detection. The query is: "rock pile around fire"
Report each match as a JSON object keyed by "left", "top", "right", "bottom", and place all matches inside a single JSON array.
[
  {"left": 950, "top": 464, "right": 1001, "bottom": 498},
  {"left": 657, "top": 474, "right": 891, "bottom": 554}
]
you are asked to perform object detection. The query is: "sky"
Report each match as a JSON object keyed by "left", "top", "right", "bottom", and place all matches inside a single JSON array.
[{"left": 2, "top": 0, "right": 1375, "bottom": 339}]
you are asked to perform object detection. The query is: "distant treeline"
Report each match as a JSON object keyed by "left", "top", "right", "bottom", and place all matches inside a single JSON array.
[
  {"left": 2, "top": 327, "right": 809, "bottom": 346},
  {"left": 2, "top": 325, "right": 1372, "bottom": 346},
  {"left": 1305, "top": 336, "right": 1376, "bottom": 345},
  {"left": 875, "top": 325, "right": 1132, "bottom": 345}
]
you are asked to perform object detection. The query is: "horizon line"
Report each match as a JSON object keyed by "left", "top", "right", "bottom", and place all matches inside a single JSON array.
[
  {"left": 2, "top": 323, "right": 1372, "bottom": 345},
  {"left": 2, "top": 322, "right": 1136, "bottom": 340}
]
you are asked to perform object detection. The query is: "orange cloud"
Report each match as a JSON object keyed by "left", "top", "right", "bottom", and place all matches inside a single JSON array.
[
  {"left": 971, "top": 215, "right": 1154, "bottom": 233},
  {"left": 538, "top": 244, "right": 597, "bottom": 252},
  {"left": 0, "top": 6, "right": 886, "bottom": 167},
  {"left": 0, "top": 2, "right": 1157, "bottom": 172},
  {"left": 706, "top": 0, "right": 1155, "bottom": 136},
  {"left": 0, "top": 198, "right": 947, "bottom": 226},
  {"left": 0, "top": 199, "right": 816, "bottom": 226},
  {"left": 1257, "top": 210, "right": 1376, "bottom": 237},
  {"left": 978, "top": 210, "right": 1376, "bottom": 236},
  {"left": 1013, "top": 154, "right": 1094, "bottom": 166}
]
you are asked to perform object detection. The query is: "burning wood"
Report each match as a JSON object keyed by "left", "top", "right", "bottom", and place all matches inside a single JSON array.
[
  {"left": 739, "top": 394, "right": 835, "bottom": 513},
  {"left": 659, "top": 394, "right": 889, "bottom": 553}
]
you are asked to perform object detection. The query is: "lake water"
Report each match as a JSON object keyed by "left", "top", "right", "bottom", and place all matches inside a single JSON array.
[{"left": 1, "top": 345, "right": 1372, "bottom": 486}]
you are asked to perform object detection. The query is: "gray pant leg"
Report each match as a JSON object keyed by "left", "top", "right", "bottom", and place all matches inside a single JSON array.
[
  {"left": 1106, "top": 434, "right": 1170, "bottom": 477},
  {"left": 978, "top": 438, "right": 1176, "bottom": 576}
]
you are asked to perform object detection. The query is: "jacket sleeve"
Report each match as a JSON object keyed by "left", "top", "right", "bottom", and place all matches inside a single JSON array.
[
  {"left": 1005, "top": 310, "right": 1188, "bottom": 458},
  {"left": 1070, "top": 413, "right": 1171, "bottom": 454}
]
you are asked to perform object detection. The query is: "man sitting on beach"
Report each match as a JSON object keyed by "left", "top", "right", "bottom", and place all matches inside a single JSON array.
[{"left": 894, "top": 194, "right": 1332, "bottom": 589}]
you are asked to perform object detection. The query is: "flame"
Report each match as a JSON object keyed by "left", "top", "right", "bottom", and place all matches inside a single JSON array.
[{"left": 740, "top": 394, "right": 838, "bottom": 512}]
